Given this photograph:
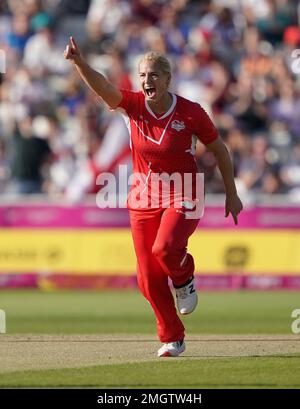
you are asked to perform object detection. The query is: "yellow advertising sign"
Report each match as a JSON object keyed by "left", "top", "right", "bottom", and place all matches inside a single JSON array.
[
  {"left": 0, "top": 229, "right": 299, "bottom": 275},
  {"left": 0, "top": 229, "right": 135, "bottom": 274}
]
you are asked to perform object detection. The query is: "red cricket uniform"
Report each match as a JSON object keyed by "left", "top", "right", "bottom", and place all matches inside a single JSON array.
[{"left": 117, "top": 90, "right": 218, "bottom": 342}]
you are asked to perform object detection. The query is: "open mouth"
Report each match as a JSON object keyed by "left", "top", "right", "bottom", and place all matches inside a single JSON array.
[{"left": 145, "top": 87, "right": 156, "bottom": 98}]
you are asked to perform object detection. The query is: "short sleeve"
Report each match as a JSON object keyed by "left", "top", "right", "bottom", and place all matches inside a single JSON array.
[
  {"left": 116, "top": 89, "right": 141, "bottom": 117},
  {"left": 193, "top": 103, "right": 218, "bottom": 145}
]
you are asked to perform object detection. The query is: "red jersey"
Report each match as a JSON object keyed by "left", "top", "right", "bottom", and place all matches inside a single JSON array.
[{"left": 117, "top": 90, "right": 218, "bottom": 210}]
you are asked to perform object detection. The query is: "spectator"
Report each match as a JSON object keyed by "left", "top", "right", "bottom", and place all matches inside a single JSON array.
[
  {"left": 10, "top": 113, "right": 52, "bottom": 194},
  {"left": 0, "top": 0, "right": 299, "bottom": 201},
  {"left": 23, "top": 13, "right": 69, "bottom": 75},
  {"left": 0, "top": 139, "right": 10, "bottom": 192},
  {"left": 5, "top": 13, "right": 31, "bottom": 57}
]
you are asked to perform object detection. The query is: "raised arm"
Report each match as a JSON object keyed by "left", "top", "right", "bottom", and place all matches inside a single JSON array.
[
  {"left": 206, "top": 136, "right": 243, "bottom": 225},
  {"left": 63, "top": 37, "right": 122, "bottom": 109}
]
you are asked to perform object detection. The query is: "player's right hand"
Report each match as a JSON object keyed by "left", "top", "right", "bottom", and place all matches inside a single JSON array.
[{"left": 63, "top": 36, "right": 84, "bottom": 66}]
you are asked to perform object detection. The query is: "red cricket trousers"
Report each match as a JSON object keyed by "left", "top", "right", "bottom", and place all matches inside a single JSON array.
[{"left": 129, "top": 207, "right": 200, "bottom": 343}]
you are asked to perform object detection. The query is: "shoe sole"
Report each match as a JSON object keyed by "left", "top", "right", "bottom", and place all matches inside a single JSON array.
[
  {"left": 158, "top": 346, "right": 186, "bottom": 358},
  {"left": 159, "top": 351, "right": 172, "bottom": 357},
  {"left": 158, "top": 351, "right": 184, "bottom": 357}
]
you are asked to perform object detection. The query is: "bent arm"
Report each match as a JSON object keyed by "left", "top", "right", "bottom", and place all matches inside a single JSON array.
[
  {"left": 64, "top": 37, "right": 122, "bottom": 108},
  {"left": 206, "top": 136, "right": 237, "bottom": 195},
  {"left": 75, "top": 61, "right": 122, "bottom": 108},
  {"left": 206, "top": 136, "right": 243, "bottom": 224}
]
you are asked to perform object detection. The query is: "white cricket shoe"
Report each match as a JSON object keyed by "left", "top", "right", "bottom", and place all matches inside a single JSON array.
[
  {"left": 157, "top": 340, "right": 185, "bottom": 357},
  {"left": 174, "top": 276, "right": 198, "bottom": 315}
]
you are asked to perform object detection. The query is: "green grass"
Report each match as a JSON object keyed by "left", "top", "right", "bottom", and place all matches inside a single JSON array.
[
  {"left": 1, "top": 357, "right": 300, "bottom": 389},
  {"left": 0, "top": 290, "right": 299, "bottom": 388},
  {"left": 0, "top": 289, "right": 299, "bottom": 334}
]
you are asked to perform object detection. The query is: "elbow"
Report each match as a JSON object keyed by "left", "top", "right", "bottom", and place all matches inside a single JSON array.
[{"left": 210, "top": 143, "right": 229, "bottom": 160}]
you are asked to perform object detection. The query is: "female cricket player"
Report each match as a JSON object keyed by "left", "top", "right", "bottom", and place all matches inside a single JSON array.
[{"left": 64, "top": 37, "right": 243, "bottom": 357}]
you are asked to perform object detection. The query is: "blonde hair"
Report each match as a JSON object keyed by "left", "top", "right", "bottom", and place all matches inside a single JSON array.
[{"left": 139, "top": 52, "right": 172, "bottom": 75}]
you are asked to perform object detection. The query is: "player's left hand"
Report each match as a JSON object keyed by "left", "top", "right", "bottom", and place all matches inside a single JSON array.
[{"left": 225, "top": 193, "right": 243, "bottom": 225}]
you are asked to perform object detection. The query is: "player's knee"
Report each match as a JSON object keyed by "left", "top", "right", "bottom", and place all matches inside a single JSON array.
[{"left": 152, "top": 242, "right": 170, "bottom": 261}]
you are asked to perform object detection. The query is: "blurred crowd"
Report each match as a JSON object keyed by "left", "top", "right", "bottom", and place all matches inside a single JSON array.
[{"left": 0, "top": 0, "right": 300, "bottom": 203}]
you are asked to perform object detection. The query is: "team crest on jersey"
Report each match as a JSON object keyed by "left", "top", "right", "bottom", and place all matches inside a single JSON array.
[{"left": 171, "top": 120, "right": 185, "bottom": 132}]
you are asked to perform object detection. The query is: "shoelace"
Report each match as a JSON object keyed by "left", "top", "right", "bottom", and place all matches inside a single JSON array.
[
  {"left": 165, "top": 341, "right": 183, "bottom": 348},
  {"left": 176, "top": 286, "right": 188, "bottom": 299}
]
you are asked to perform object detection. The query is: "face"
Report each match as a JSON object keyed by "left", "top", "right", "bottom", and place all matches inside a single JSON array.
[{"left": 139, "top": 60, "right": 170, "bottom": 103}]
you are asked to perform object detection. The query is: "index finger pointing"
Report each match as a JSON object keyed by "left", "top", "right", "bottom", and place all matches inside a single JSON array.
[
  {"left": 233, "top": 213, "right": 238, "bottom": 225},
  {"left": 70, "top": 36, "right": 78, "bottom": 49},
  {"left": 230, "top": 210, "right": 238, "bottom": 225}
]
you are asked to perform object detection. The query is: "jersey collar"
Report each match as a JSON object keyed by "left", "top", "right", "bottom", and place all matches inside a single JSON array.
[{"left": 145, "top": 93, "right": 177, "bottom": 120}]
